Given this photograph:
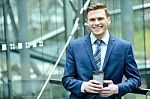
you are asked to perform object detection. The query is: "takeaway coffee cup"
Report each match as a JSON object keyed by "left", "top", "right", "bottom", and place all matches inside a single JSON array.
[{"left": 93, "top": 70, "right": 104, "bottom": 85}]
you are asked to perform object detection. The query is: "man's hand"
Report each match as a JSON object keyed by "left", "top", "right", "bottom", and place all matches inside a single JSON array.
[
  {"left": 83, "top": 80, "right": 103, "bottom": 93},
  {"left": 100, "top": 80, "right": 118, "bottom": 97}
]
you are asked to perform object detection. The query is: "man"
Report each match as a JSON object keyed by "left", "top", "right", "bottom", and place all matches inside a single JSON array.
[{"left": 62, "top": 3, "right": 141, "bottom": 99}]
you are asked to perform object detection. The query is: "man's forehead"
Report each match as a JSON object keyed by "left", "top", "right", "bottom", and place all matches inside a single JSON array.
[{"left": 87, "top": 9, "right": 106, "bottom": 17}]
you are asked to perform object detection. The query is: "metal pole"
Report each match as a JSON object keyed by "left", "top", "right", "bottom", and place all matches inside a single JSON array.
[
  {"left": 16, "top": 0, "right": 31, "bottom": 98},
  {"left": 121, "top": 0, "right": 134, "bottom": 44},
  {"left": 2, "top": 0, "right": 13, "bottom": 98}
]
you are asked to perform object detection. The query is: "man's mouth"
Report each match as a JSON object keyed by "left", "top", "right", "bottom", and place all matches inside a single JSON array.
[{"left": 94, "top": 26, "right": 103, "bottom": 30}]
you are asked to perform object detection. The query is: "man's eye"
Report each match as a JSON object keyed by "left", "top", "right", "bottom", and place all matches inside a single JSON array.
[
  {"left": 90, "top": 19, "right": 95, "bottom": 21},
  {"left": 98, "top": 18, "right": 103, "bottom": 21}
]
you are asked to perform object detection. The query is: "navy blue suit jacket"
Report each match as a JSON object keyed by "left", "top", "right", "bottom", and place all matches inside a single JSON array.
[{"left": 62, "top": 34, "right": 141, "bottom": 99}]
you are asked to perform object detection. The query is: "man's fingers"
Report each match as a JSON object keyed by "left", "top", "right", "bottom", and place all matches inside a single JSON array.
[
  {"left": 100, "top": 87, "right": 111, "bottom": 97},
  {"left": 102, "top": 87, "right": 110, "bottom": 91},
  {"left": 84, "top": 81, "right": 103, "bottom": 93},
  {"left": 89, "top": 80, "right": 101, "bottom": 84},
  {"left": 88, "top": 85, "right": 101, "bottom": 91},
  {"left": 103, "top": 80, "right": 113, "bottom": 84}
]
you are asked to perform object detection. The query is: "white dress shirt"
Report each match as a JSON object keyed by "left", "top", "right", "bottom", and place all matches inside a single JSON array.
[{"left": 90, "top": 31, "right": 109, "bottom": 71}]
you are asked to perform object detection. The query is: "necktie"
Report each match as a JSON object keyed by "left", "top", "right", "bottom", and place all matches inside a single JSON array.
[{"left": 94, "top": 40, "right": 102, "bottom": 70}]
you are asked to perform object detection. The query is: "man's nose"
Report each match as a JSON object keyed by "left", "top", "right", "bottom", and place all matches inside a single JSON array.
[{"left": 95, "top": 19, "right": 100, "bottom": 25}]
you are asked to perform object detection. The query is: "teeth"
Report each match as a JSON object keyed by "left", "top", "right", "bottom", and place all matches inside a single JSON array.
[{"left": 94, "top": 27, "right": 101, "bottom": 29}]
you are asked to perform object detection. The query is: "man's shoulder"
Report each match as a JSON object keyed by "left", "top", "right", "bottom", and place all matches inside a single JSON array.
[
  {"left": 116, "top": 37, "right": 130, "bottom": 44},
  {"left": 71, "top": 35, "right": 90, "bottom": 44},
  {"left": 111, "top": 34, "right": 130, "bottom": 45}
]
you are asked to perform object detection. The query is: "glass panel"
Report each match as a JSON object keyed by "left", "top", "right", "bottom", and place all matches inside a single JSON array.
[{"left": 0, "top": 0, "right": 67, "bottom": 98}]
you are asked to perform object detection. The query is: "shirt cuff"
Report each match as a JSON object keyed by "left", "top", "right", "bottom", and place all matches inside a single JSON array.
[
  {"left": 115, "top": 85, "right": 119, "bottom": 94},
  {"left": 81, "top": 82, "right": 86, "bottom": 93}
]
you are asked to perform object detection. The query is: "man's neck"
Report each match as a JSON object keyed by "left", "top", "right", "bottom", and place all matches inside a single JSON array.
[{"left": 95, "top": 30, "right": 109, "bottom": 39}]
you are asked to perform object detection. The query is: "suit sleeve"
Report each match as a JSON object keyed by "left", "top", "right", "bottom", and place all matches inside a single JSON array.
[
  {"left": 62, "top": 42, "right": 84, "bottom": 96},
  {"left": 117, "top": 43, "right": 141, "bottom": 97}
]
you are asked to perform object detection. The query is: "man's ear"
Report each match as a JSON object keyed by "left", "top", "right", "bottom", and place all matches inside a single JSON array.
[
  {"left": 85, "top": 18, "right": 88, "bottom": 23},
  {"left": 108, "top": 17, "right": 111, "bottom": 25},
  {"left": 85, "top": 19, "right": 89, "bottom": 27}
]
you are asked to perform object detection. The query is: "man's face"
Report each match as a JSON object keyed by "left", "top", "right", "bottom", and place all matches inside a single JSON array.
[{"left": 87, "top": 9, "right": 111, "bottom": 38}]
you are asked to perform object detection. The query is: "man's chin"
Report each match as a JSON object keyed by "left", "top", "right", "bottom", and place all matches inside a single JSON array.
[{"left": 94, "top": 32, "right": 103, "bottom": 35}]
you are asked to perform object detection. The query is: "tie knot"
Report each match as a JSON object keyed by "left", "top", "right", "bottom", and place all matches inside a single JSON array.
[{"left": 95, "top": 39, "right": 101, "bottom": 46}]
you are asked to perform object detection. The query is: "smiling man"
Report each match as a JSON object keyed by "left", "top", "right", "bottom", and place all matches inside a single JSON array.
[{"left": 62, "top": 3, "right": 141, "bottom": 99}]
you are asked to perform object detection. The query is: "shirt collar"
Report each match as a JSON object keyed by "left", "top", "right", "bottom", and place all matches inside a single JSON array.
[{"left": 90, "top": 30, "right": 110, "bottom": 45}]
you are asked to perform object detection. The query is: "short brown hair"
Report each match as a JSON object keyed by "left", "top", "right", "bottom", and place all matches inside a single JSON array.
[{"left": 87, "top": 3, "right": 109, "bottom": 17}]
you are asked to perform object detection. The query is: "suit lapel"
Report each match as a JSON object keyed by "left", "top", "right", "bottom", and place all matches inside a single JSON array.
[
  {"left": 102, "top": 34, "right": 116, "bottom": 70},
  {"left": 84, "top": 35, "right": 97, "bottom": 70}
]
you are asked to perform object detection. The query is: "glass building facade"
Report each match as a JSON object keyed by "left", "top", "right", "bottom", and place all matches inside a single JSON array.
[{"left": 0, "top": 0, "right": 150, "bottom": 99}]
